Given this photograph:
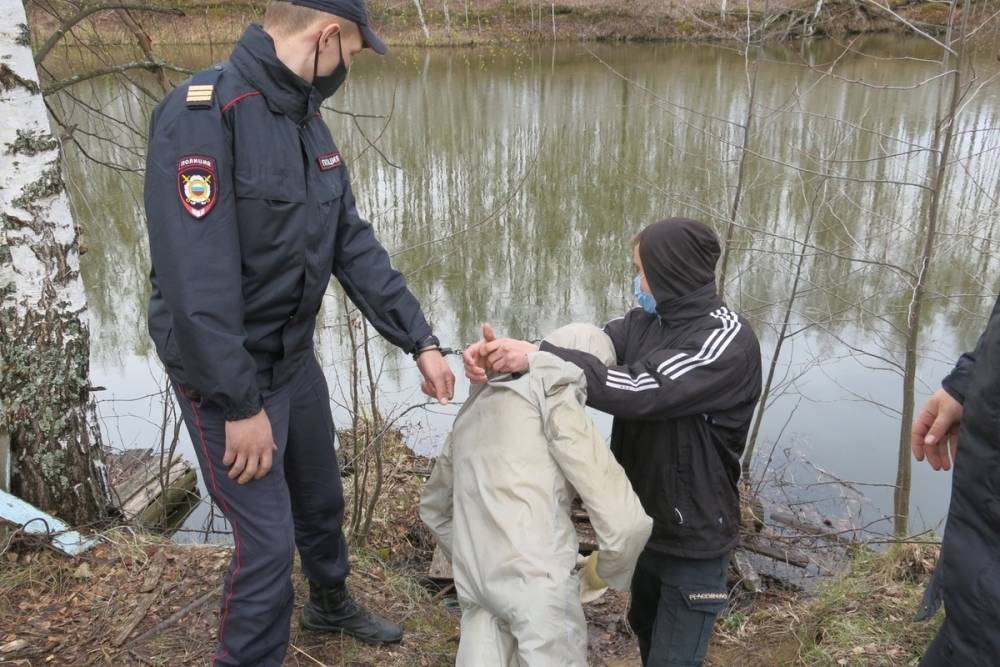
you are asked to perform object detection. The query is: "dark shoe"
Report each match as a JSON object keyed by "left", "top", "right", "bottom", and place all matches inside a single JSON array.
[{"left": 300, "top": 582, "right": 404, "bottom": 644}]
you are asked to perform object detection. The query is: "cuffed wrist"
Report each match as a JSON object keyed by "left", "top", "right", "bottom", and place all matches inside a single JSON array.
[{"left": 411, "top": 332, "right": 439, "bottom": 357}]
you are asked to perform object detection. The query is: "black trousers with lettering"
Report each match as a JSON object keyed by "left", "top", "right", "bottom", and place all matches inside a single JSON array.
[
  {"left": 175, "top": 353, "right": 349, "bottom": 667},
  {"left": 628, "top": 548, "right": 731, "bottom": 666}
]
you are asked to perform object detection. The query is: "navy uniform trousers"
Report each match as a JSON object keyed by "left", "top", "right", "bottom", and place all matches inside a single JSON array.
[{"left": 175, "top": 352, "right": 349, "bottom": 666}]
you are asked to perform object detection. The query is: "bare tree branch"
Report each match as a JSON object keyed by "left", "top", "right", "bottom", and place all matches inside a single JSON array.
[{"left": 34, "top": 2, "right": 185, "bottom": 65}]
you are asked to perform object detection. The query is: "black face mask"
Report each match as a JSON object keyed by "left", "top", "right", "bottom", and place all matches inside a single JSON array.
[{"left": 313, "top": 31, "right": 348, "bottom": 100}]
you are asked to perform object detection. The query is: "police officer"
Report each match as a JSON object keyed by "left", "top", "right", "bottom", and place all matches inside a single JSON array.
[
  {"left": 912, "top": 297, "right": 1000, "bottom": 666},
  {"left": 143, "top": 1, "right": 455, "bottom": 664}
]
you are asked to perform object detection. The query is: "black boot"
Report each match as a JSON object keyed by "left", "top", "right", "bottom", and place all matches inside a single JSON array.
[{"left": 300, "top": 582, "right": 404, "bottom": 644}]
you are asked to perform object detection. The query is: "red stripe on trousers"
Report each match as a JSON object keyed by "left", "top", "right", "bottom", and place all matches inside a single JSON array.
[{"left": 185, "top": 395, "right": 242, "bottom": 665}]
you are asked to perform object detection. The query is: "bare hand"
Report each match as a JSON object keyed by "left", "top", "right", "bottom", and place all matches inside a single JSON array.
[
  {"left": 418, "top": 349, "right": 455, "bottom": 404},
  {"left": 483, "top": 336, "right": 538, "bottom": 375},
  {"left": 224, "top": 409, "right": 277, "bottom": 484},
  {"left": 463, "top": 323, "right": 496, "bottom": 384},
  {"left": 911, "top": 388, "right": 963, "bottom": 471}
]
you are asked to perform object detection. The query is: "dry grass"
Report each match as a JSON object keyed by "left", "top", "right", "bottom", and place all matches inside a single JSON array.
[
  {"left": 0, "top": 527, "right": 232, "bottom": 665},
  {"left": 1, "top": 425, "right": 944, "bottom": 666},
  {"left": 0, "top": 433, "right": 646, "bottom": 665},
  {"left": 0, "top": 436, "right": 458, "bottom": 666},
  {"left": 708, "top": 544, "right": 944, "bottom": 666},
  {"left": 0, "top": 531, "right": 460, "bottom": 666},
  {"left": 1, "top": 528, "right": 944, "bottom": 666}
]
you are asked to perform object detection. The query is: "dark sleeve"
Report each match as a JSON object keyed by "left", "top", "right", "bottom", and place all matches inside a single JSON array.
[
  {"left": 942, "top": 296, "right": 999, "bottom": 403},
  {"left": 943, "top": 351, "right": 977, "bottom": 404},
  {"left": 144, "top": 102, "right": 261, "bottom": 420},
  {"left": 332, "top": 175, "right": 432, "bottom": 353},
  {"left": 540, "top": 315, "right": 760, "bottom": 420}
]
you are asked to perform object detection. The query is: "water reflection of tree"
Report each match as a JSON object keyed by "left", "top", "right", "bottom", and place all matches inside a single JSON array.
[
  {"left": 587, "top": 26, "right": 999, "bottom": 538},
  {"left": 38, "top": 3, "right": 181, "bottom": 364},
  {"left": 59, "top": 37, "right": 1000, "bottom": 535}
]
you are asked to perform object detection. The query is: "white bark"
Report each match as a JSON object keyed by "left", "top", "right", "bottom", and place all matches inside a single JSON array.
[
  {"left": 0, "top": 1, "right": 109, "bottom": 524},
  {"left": 412, "top": 0, "right": 432, "bottom": 41}
]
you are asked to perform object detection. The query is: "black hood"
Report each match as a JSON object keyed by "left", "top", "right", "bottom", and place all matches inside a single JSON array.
[
  {"left": 637, "top": 218, "right": 721, "bottom": 309},
  {"left": 230, "top": 24, "right": 323, "bottom": 123}
]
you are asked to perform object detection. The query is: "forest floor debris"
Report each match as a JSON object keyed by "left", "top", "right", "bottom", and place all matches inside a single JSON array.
[{"left": 2, "top": 437, "right": 944, "bottom": 667}]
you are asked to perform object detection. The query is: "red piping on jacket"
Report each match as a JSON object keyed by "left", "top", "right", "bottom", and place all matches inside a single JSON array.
[{"left": 221, "top": 90, "right": 261, "bottom": 113}]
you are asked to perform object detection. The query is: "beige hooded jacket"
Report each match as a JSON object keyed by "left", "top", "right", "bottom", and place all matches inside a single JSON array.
[{"left": 420, "top": 324, "right": 653, "bottom": 667}]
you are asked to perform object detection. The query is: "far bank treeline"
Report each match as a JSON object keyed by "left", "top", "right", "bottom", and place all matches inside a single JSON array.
[{"left": 26, "top": 0, "right": 991, "bottom": 48}]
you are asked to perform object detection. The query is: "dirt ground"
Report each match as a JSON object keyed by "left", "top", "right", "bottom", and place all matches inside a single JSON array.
[
  {"left": 0, "top": 440, "right": 644, "bottom": 666},
  {"left": 0, "top": 539, "right": 646, "bottom": 665},
  {"left": 0, "top": 447, "right": 941, "bottom": 667}
]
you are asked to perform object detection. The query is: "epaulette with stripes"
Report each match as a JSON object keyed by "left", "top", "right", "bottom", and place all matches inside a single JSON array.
[{"left": 186, "top": 64, "right": 224, "bottom": 110}]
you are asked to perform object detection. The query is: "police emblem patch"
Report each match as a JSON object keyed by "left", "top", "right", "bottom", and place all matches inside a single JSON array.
[
  {"left": 177, "top": 155, "right": 218, "bottom": 219},
  {"left": 317, "top": 152, "right": 342, "bottom": 171}
]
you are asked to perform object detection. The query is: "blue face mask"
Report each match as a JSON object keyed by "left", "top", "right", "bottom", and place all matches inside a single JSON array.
[{"left": 634, "top": 275, "right": 658, "bottom": 315}]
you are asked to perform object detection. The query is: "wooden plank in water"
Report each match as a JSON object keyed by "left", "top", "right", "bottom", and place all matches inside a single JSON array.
[
  {"left": 107, "top": 449, "right": 200, "bottom": 533},
  {"left": 768, "top": 509, "right": 860, "bottom": 547},
  {"left": 119, "top": 456, "right": 190, "bottom": 517},
  {"left": 740, "top": 536, "right": 811, "bottom": 569}
]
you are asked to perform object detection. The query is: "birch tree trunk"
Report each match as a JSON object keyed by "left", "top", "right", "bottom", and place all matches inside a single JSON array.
[
  {"left": 412, "top": 0, "right": 431, "bottom": 41},
  {"left": 0, "top": 1, "right": 109, "bottom": 525}
]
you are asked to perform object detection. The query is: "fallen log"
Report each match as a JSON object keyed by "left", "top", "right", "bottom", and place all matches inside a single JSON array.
[
  {"left": 733, "top": 549, "right": 765, "bottom": 593},
  {"left": 740, "top": 537, "right": 811, "bottom": 569},
  {"left": 107, "top": 450, "right": 200, "bottom": 534},
  {"left": 768, "top": 509, "right": 861, "bottom": 547}
]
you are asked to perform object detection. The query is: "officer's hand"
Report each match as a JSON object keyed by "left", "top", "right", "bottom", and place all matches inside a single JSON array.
[
  {"left": 483, "top": 336, "right": 538, "bottom": 375},
  {"left": 911, "top": 388, "right": 963, "bottom": 471},
  {"left": 418, "top": 349, "right": 455, "bottom": 405},
  {"left": 463, "top": 323, "right": 496, "bottom": 384},
  {"left": 224, "top": 409, "right": 277, "bottom": 484}
]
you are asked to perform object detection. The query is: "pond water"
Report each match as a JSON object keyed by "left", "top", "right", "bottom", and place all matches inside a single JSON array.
[{"left": 52, "top": 36, "right": 1000, "bottom": 542}]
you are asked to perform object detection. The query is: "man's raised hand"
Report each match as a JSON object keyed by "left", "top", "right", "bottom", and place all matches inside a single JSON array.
[
  {"left": 483, "top": 334, "right": 538, "bottom": 375},
  {"left": 463, "top": 323, "right": 496, "bottom": 384}
]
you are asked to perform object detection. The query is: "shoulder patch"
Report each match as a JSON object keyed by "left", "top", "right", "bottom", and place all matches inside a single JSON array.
[
  {"left": 186, "top": 65, "right": 223, "bottom": 110},
  {"left": 317, "top": 152, "right": 342, "bottom": 171},
  {"left": 177, "top": 155, "right": 218, "bottom": 219}
]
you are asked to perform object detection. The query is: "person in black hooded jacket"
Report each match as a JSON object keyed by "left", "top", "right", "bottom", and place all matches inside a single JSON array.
[
  {"left": 465, "top": 218, "right": 763, "bottom": 666},
  {"left": 910, "top": 297, "right": 1000, "bottom": 666}
]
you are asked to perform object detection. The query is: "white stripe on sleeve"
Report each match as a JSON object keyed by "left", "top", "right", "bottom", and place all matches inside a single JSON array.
[{"left": 669, "top": 310, "right": 741, "bottom": 380}]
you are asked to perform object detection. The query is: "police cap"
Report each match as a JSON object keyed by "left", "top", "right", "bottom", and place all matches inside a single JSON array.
[{"left": 289, "top": 0, "right": 388, "bottom": 54}]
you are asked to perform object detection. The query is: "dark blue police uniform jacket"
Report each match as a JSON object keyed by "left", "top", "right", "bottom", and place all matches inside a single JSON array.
[{"left": 145, "top": 24, "right": 431, "bottom": 420}]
